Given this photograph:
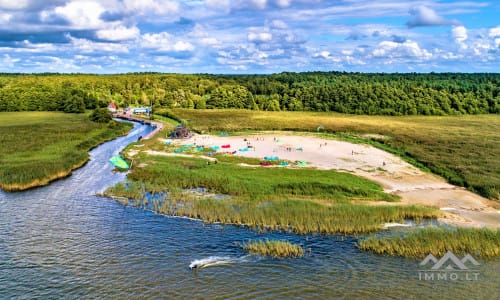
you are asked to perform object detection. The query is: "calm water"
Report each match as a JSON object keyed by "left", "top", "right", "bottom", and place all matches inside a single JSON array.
[{"left": 1, "top": 122, "right": 498, "bottom": 299}]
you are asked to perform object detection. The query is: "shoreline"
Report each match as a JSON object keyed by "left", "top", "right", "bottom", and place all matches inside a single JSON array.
[{"left": 0, "top": 122, "right": 134, "bottom": 193}]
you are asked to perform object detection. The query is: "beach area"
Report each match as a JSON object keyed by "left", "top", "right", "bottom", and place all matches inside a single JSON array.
[{"left": 151, "top": 132, "right": 500, "bottom": 228}]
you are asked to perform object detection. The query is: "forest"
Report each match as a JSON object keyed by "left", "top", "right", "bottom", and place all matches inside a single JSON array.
[{"left": 0, "top": 72, "right": 499, "bottom": 115}]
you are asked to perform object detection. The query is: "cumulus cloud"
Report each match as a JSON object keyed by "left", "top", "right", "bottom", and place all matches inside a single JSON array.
[
  {"left": 406, "top": 5, "right": 459, "bottom": 28},
  {"left": 96, "top": 25, "right": 140, "bottom": 41},
  {"left": 54, "top": 1, "right": 105, "bottom": 29},
  {"left": 270, "top": 20, "right": 287, "bottom": 29},
  {"left": 141, "top": 32, "right": 195, "bottom": 54},
  {"left": 273, "top": 0, "right": 291, "bottom": 8},
  {"left": 0, "top": 0, "right": 29, "bottom": 10},
  {"left": 372, "top": 40, "right": 432, "bottom": 60},
  {"left": 205, "top": 0, "right": 231, "bottom": 12},
  {"left": 452, "top": 26, "right": 467, "bottom": 42},
  {"left": 248, "top": 32, "right": 273, "bottom": 43},
  {"left": 0, "top": 12, "right": 12, "bottom": 24},
  {"left": 313, "top": 51, "right": 341, "bottom": 62},
  {"left": 489, "top": 26, "right": 500, "bottom": 38},
  {"left": 67, "top": 35, "right": 130, "bottom": 53},
  {"left": 123, "top": 0, "right": 179, "bottom": 15}
]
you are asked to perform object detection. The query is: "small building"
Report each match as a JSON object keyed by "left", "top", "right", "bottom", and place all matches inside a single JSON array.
[
  {"left": 107, "top": 102, "right": 117, "bottom": 113},
  {"left": 132, "top": 107, "right": 151, "bottom": 114},
  {"left": 170, "top": 124, "right": 192, "bottom": 139}
]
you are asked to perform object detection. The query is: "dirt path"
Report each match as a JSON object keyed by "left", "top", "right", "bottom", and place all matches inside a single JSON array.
[{"left": 150, "top": 132, "right": 499, "bottom": 228}]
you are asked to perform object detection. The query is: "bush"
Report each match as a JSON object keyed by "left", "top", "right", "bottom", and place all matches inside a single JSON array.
[{"left": 89, "top": 108, "right": 112, "bottom": 123}]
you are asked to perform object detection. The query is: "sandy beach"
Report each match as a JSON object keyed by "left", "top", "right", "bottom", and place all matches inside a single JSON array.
[{"left": 153, "top": 132, "right": 500, "bottom": 228}]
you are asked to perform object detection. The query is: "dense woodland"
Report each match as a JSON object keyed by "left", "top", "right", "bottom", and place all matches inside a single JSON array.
[{"left": 0, "top": 72, "right": 499, "bottom": 115}]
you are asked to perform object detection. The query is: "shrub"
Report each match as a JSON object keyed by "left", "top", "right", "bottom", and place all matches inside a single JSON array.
[{"left": 90, "top": 108, "right": 112, "bottom": 123}]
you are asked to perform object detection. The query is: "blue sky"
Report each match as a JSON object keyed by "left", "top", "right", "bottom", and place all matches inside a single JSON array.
[{"left": 0, "top": 0, "right": 498, "bottom": 73}]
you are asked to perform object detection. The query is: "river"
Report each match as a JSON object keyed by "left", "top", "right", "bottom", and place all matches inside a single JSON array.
[{"left": 1, "top": 122, "right": 498, "bottom": 299}]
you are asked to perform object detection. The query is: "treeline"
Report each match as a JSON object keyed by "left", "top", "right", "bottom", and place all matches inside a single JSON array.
[{"left": 0, "top": 72, "right": 499, "bottom": 115}]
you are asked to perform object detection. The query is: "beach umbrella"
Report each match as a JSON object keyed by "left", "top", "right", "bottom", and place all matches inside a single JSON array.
[{"left": 109, "top": 155, "right": 129, "bottom": 169}]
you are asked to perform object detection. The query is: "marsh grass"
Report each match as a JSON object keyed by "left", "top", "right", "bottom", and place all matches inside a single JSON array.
[
  {"left": 166, "top": 109, "right": 500, "bottom": 200},
  {"left": 125, "top": 155, "right": 398, "bottom": 202},
  {"left": 104, "top": 154, "right": 441, "bottom": 234},
  {"left": 358, "top": 227, "right": 500, "bottom": 258},
  {"left": 241, "top": 239, "right": 304, "bottom": 258},
  {"left": 0, "top": 112, "right": 132, "bottom": 191}
]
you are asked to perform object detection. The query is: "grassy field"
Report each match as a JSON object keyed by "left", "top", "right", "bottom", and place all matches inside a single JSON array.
[
  {"left": 358, "top": 228, "right": 500, "bottom": 258},
  {"left": 0, "top": 112, "right": 132, "bottom": 191},
  {"left": 105, "top": 154, "right": 438, "bottom": 234},
  {"left": 241, "top": 239, "right": 304, "bottom": 258},
  {"left": 164, "top": 109, "right": 500, "bottom": 200}
]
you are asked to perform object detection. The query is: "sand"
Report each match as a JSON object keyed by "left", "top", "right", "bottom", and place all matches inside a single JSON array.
[{"left": 149, "top": 132, "right": 499, "bottom": 228}]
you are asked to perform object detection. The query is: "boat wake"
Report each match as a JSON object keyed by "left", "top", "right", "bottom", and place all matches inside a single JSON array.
[{"left": 189, "top": 256, "right": 248, "bottom": 270}]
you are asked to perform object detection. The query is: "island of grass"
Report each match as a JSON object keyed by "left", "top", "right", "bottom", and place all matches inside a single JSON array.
[
  {"left": 242, "top": 239, "right": 304, "bottom": 258},
  {"left": 0, "top": 111, "right": 132, "bottom": 191},
  {"left": 358, "top": 227, "right": 500, "bottom": 258}
]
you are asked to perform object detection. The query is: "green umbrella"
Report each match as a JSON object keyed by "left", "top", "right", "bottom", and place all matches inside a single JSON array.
[{"left": 109, "top": 155, "right": 129, "bottom": 169}]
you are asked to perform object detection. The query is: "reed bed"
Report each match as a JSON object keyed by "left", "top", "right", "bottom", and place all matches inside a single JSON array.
[
  {"left": 0, "top": 112, "right": 132, "bottom": 191},
  {"left": 358, "top": 227, "right": 500, "bottom": 258},
  {"left": 241, "top": 239, "right": 304, "bottom": 258},
  {"left": 106, "top": 180, "right": 438, "bottom": 235}
]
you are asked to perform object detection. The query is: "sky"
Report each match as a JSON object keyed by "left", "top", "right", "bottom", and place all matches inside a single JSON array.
[{"left": 0, "top": 0, "right": 499, "bottom": 74}]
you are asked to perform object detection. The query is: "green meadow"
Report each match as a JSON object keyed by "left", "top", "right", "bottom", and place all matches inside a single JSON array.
[
  {"left": 0, "top": 112, "right": 132, "bottom": 191},
  {"left": 164, "top": 109, "right": 500, "bottom": 200}
]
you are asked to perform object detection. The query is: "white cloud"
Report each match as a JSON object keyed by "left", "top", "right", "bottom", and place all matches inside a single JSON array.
[
  {"left": 270, "top": 20, "right": 287, "bottom": 29},
  {"left": 0, "top": 12, "right": 11, "bottom": 24},
  {"left": 141, "top": 32, "right": 172, "bottom": 49},
  {"left": 68, "top": 35, "right": 130, "bottom": 53},
  {"left": 372, "top": 40, "right": 432, "bottom": 60},
  {"left": 96, "top": 25, "right": 140, "bottom": 41},
  {"left": 141, "top": 32, "right": 194, "bottom": 52},
  {"left": 251, "top": 0, "right": 267, "bottom": 10},
  {"left": 205, "top": 0, "right": 230, "bottom": 12},
  {"left": 1, "top": 54, "right": 20, "bottom": 68},
  {"left": 313, "top": 51, "right": 341, "bottom": 62},
  {"left": 452, "top": 26, "right": 467, "bottom": 43},
  {"left": 274, "top": 0, "right": 291, "bottom": 8},
  {"left": 406, "top": 5, "right": 459, "bottom": 28},
  {"left": 0, "top": 0, "right": 29, "bottom": 10},
  {"left": 200, "top": 37, "right": 219, "bottom": 46},
  {"left": 451, "top": 25, "right": 468, "bottom": 50},
  {"left": 123, "top": 0, "right": 179, "bottom": 15},
  {"left": 173, "top": 41, "right": 195, "bottom": 52},
  {"left": 248, "top": 32, "right": 273, "bottom": 43},
  {"left": 54, "top": 1, "right": 105, "bottom": 29},
  {"left": 489, "top": 26, "right": 500, "bottom": 37}
]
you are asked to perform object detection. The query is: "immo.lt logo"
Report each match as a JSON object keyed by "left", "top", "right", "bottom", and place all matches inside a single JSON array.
[{"left": 418, "top": 251, "right": 480, "bottom": 281}]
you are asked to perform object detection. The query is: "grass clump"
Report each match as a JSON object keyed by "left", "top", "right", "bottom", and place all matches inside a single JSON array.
[
  {"left": 0, "top": 112, "right": 132, "bottom": 191},
  {"left": 358, "top": 227, "right": 500, "bottom": 258},
  {"left": 241, "top": 239, "right": 304, "bottom": 258}
]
